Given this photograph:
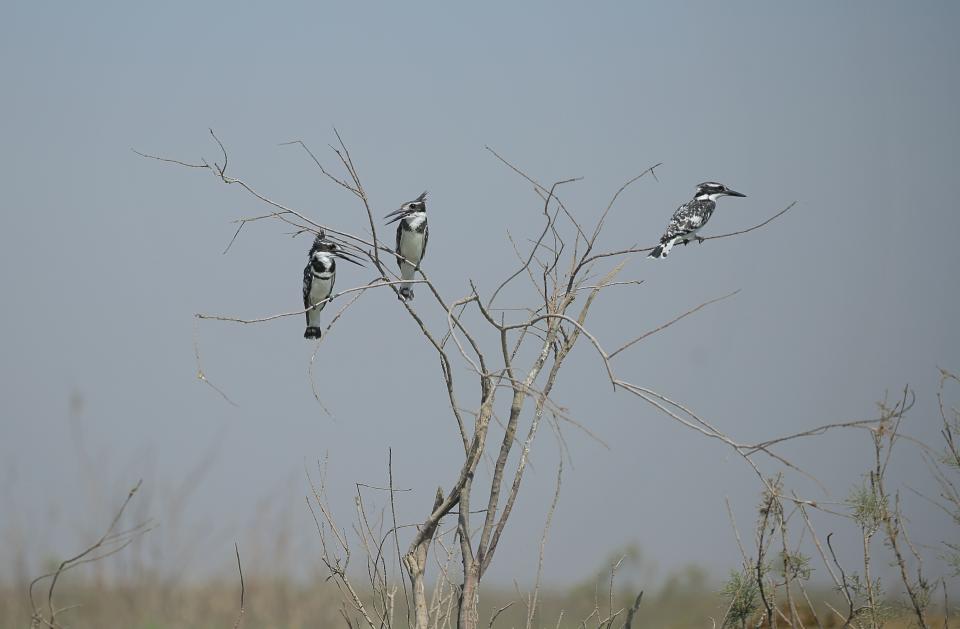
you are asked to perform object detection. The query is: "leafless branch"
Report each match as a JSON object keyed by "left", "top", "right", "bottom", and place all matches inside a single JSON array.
[
  {"left": 577, "top": 201, "right": 797, "bottom": 268},
  {"left": 525, "top": 456, "right": 562, "bottom": 629},
  {"left": 608, "top": 290, "right": 740, "bottom": 359},
  {"left": 196, "top": 278, "right": 416, "bottom": 324},
  {"left": 29, "top": 480, "right": 151, "bottom": 629},
  {"left": 488, "top": 602, "right": 515, "bottom": 628},
  {"left": 232, "top": 542, "right": 245, "bottom": 629},
  {"left": 389, "top": 449, "right": 412, "bottom": 626},
  {"left": 193, "top": 321, "right": 238, "bottom": 406}
]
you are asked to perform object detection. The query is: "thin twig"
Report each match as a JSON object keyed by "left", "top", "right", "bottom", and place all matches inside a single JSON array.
[
  {"left": 232, "top": 543, "right": 245, "bottom": 629},
  {"left": 608, "top": 290, "right": 739, "bottom": 359}
]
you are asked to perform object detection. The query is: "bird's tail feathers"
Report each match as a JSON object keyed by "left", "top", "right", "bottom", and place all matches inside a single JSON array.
[
  {"left": 304, "top": 326, "right": 323, "bottom": 340},
  {"left": 648, "top": 239, "right": 673, "bottom": 259},
  {"left": 398, "top": 261, "right": 417, "bottom": 300}
]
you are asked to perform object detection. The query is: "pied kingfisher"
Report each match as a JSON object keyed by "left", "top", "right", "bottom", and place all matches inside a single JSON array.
[
  {"left": 302, "top": 231, "right": 362, "bottom": 339},
  {"left": 384, "top": 191, "right": 428, "bottom": 301},
  {"left": 648, "top": 182, "right": 746, "bottom": 259}
]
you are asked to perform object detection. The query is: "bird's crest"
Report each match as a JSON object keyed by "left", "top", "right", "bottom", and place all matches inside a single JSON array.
[
  {"left": 696, "top": 182, "right": 725, "bottom": 194},
  {"left": 309, "top": 230, "right": 333, "bottom": 255},
  {"left": 406, "top": 191, "right": 428, "bottom": 211},
  {"left": 307, "top": 229, "right": 364, "bottom": 265}
]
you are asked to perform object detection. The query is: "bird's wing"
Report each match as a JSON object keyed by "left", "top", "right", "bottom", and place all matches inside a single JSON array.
[
  {"left": 661, "top": 202, "right": 708, "bottom": 241},
  {"left": 303, "top": 264, "right": 312, "bottom": 316},
  {"left": 421, "top": 223, "right": 428, "bottom": 262},
  {"left": 395, "top": 221, "right": 404, "bottom": 270}
]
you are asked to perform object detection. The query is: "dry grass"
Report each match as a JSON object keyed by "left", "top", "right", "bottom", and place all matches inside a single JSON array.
[{"left": 2, "top": 573, "right": 953, "bottom": 628}]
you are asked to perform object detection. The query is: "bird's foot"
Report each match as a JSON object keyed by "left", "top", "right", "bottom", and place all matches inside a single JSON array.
[{"left": 696, "top": 236, "right": 705, "bottom": 244}]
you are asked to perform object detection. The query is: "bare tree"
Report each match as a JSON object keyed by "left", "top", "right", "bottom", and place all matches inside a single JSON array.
[
  {"left": 28, "top": 481, "right": 152, "bottom": 629},
  {"left": 137, "top": 130, "right": 796, "bottom": 629}
]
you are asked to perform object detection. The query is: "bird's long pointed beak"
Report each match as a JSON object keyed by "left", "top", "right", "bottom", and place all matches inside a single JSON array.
[
  {"left": 383, "top": 207, "right": 407, "bottom": 222},
  {"left": 725, "top": 189, "right": 747, "bottom": 198},
  {"left": 335, "top": 250, "right": 365, "bottom": 266}
]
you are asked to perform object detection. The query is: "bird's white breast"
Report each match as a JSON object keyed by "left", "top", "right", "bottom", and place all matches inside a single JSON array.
[
  {"left": 400, "top": 216, "right": 426, "bottom": 265},
  {"left": 405, "top": 212, "right": 426, "bottom": 230},
  {"left": 309, "top": 274, "right": 334, "bottom": 302}
]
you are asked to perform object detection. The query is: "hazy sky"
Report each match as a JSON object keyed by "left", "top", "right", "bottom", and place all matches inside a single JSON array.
[{"left": 2, "top": 2, "right": 959, "bottom": 589}]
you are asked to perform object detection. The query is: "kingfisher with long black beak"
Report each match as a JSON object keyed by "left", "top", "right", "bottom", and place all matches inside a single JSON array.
[
  {"left": 302, "top": 231, "right": 363, "bottom": 339},
  {"left": 384, "top": 191, "right": 428, "bottom": 301},
  {"left": 649, "top": 182, "right": 746, "bottom": 259}
]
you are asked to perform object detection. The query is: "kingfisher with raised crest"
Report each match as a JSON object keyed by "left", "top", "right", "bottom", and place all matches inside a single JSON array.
[
  {"left": 302, "top": 231, "right": 363, "bottom": 339},
  {"left": 649, "top": 182, "right": 746, "bottom": 259},
  {"left": 384, "top": 191, "right": 428, "bottom": 301}
]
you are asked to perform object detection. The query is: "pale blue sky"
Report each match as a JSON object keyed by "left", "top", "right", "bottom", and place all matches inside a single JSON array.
[{"left": 1, "top": 2, "right": 958, "bottom": 588}]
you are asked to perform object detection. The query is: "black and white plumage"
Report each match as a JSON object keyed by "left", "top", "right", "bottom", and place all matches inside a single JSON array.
[
  {"left": 384, "top": 191, "right": 428, "bottom": 301},
  {"left": 302, "top": 231, "right": 362, "bottom": 339},
  {"left": 648, "top": 182, "right": 746, "bottom": 259}
]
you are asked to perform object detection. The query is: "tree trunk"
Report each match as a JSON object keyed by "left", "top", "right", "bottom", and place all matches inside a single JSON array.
[
  {"left": 405, "top": 545, "right": 430, "bottom": 629},
  {"left": 457, "top": 564, "right": 480, "bottom": 629},
  {"left": 405, "top": 488, "right": 445, "bottom": 629}
]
